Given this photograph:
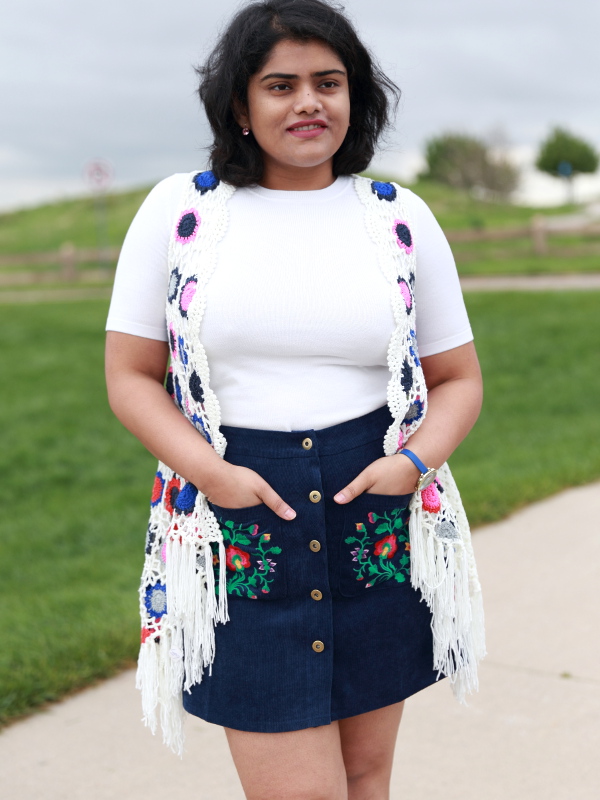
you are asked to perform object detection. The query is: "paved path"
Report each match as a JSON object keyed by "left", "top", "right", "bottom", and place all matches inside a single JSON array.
[{"left": 1, "top": 482, "right": 599, "bottom": 799}]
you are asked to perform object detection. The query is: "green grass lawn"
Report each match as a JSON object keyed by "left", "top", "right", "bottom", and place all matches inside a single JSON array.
[
  {"left": 2, "top": 178, "right": 598, "bottom": 280},
  {"left": 1, "top": 293, "right": 600, "bottom": 725}
]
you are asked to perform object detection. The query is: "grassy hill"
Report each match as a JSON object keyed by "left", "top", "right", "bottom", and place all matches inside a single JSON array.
[{"left": 0, "top": 177, "right": 597, "bottom": 276}]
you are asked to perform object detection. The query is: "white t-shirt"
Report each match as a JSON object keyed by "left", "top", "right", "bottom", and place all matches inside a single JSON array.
[{"left": 106, "top": 174, "right": 472, "bottom": 431}]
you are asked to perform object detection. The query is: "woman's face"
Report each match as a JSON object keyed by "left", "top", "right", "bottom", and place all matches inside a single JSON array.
[{"left": 239, "top": 38, "right": 351, "bottom": 189}]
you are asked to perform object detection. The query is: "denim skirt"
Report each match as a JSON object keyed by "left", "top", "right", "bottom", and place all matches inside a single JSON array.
[{"left": 182, "top": 404, "right": 441, "bottom": 732}]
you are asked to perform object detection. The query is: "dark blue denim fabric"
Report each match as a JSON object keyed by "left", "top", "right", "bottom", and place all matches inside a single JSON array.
[{"left": 182, "top": 404, "right": 441, "bottom": 731}]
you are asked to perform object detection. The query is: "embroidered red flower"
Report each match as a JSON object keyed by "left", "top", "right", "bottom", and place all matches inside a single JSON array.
[
  {"left": 226, "top": 546, "right": 251, "bottom": 572},
  {"left": 421, "top": 482, "right": 441, "bottom": 513},
  {"left": 374, "top": 534, "right": 398, "bottom": 559},
  {"left": 367, "top": 512, "right": 376, "bottom": 524}
]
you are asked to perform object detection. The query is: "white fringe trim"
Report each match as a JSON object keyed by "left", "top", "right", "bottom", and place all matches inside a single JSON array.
[{"left": 409, "top": 498, "right": 485, "bottom": 701}]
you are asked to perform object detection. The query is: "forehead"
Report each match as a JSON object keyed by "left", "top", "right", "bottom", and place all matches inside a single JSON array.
[{"left": 257, "top": 39, "right": 345, "bottom": 75}]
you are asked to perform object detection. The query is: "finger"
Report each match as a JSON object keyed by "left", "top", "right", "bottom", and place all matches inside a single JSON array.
[
  {"left": 258, "top": 484, "right": 297, "bottom": 521},
  {"left": 333, "top": 475, "right": 369, "bottom": 504}
]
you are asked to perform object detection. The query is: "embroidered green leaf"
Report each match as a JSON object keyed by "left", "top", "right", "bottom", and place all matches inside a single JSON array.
[
  {"left": 236, "top": 535, "right": 251, "bottom": 544},
  {"left": 224, "top": 521, "right": 234, "bottom": 529},
  {"left": 270, "top": 546, "right": 282, "bottom": 554},
  {"left": 394, "top": 573, "right": 406, "bottom": 582},
  {"left": 375, "top": 523, "right": 389, "bottom": 534}
]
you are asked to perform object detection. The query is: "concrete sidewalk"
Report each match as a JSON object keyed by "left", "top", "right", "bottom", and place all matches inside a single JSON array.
[{"left": 1, "top": 483, "right": 599, "bottom": 799}]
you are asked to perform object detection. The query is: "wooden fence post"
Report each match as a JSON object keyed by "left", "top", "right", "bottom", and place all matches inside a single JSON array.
[
  {"left": 59, "top": 242, "right": 77, "bottom": 282},
  {"left": 531, "top": 215, "right": 547, "bottom": 256}
]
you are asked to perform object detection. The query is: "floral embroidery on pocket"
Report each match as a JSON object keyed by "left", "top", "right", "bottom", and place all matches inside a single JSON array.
[
  {"left": 212, "top": 515, "right": 283, "bottom": 599},
  {"left": 344, "top": 506, "right": 411, "bottom": 588}
]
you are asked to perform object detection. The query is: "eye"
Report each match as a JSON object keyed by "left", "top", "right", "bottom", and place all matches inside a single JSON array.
[
  {"left": 319, "top": 80, "right": 339, "bottom": 89},
  {"left": 270, "top": 83, "right": 291, "bottom": 92}
]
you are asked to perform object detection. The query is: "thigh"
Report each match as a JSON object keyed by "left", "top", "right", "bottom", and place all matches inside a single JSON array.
[
  {"left": 338, "top": 702, "right": 404, "bottom": 781},
  {"left": 225, "top": 723, "right": 348, "bottom": 800}
]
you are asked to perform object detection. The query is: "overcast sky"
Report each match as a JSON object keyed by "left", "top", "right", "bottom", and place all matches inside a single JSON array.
[{"left": 2, "top": 0, "right": 599, "bottom": 210}]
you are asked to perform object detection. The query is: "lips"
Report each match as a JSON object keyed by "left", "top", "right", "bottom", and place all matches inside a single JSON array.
[{"left": 287, "top": 120, "right": 328, "bottom": 139}]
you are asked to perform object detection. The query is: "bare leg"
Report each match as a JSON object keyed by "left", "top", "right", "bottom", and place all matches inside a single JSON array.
[
  {"left": 225, "top": 721, "right": 348, "bottom": 800},
  {"left": 338, "top": 701, "right": 405, "bottom": 800}
]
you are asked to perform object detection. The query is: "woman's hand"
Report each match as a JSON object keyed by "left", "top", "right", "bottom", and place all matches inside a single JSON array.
[
  {"left": 333, "top": 454, "right": 420, "bottom": 503},
  {"left": 203, "top": 463, "right": 297, "bottom": 520}
]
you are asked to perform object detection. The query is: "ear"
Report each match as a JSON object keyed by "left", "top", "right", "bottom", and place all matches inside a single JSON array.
[{"left": 232, "top": 96, "right": 249, "bottom": 129}]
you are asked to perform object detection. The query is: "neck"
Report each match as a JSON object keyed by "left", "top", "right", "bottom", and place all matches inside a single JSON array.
[{"left": 259, "top": 159, "right": 336, "bottom": 191}]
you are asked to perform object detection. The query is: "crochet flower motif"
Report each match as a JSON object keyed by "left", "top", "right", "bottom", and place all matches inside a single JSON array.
[
  {"left": 179, "top": 276, "right": 197, "bottom": 317},
  {"left": 144, "top": 582, "right": 167, "bottom": 618},
  {"left": 165, "top": 367, "right": 174, "bottom": 399},
  {"left": 421, "top": 482, "right": 441, "bottom": 513},
  {"left": 401, "top": 358, "right": 413, "bottom": 393},
  {"left": 370, "top": 180, "right": 397, "bottom": 202},
  {"left": 164, "top": 477, "right": 181, "bottom": 515},
  {"left": 397, "top": 278, "right": 413, "bottom": 314},
  {"left": 151, "top": 472, "right": 165, "bottom": 508},
  {"left": 409, "top": 328, "right": 421, "bottom": 367},
  {"left": 175, "top": 210, "right": 200, "bottom": 244},
  {"left": 434, "top": 520, "right": 460, "bottom": 541},
  {"left": 193, "top": 170, "right": 219, "bottom": 194},
  {"left": 189, "top": 371, "right": 205, "bottom": 404},
  {"left": 167, "top": 267, "right": 181, "bottom": 303},
  {"left": 393, "top": 220, "right": 413, "bottom": 254},
  {"left": 174, "top": 482, "right": 198, "bottom": 516},
  {"left": 178, "top": 336, "right": 188, "bottom": 366},
  {"left": 168, "top": 323, "right": 177, "bottom": 359},
  {"left": 402, "top": 397, "right": 424, "bottom": 425}
]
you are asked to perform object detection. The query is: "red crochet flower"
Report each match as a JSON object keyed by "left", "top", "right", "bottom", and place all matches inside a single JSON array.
[
  {"left": 421, "top": 482, "right": 441, "bottom": 513},
  {"left": 164, "top": 477, "right": 181, "bottom": 515},
  {"left": 226, "top": 546, "right": 251, "bottom": 572},
  {"left": 374, "top": 534, "right": 397, "bottom": 559},
  {"left": 141, "top": 627, "right": 153, "bottom": 644}
]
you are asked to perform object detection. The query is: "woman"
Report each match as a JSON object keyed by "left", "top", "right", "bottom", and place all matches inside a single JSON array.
[{"left": 105, "top": 1, "right": 485, "bottom": 797}]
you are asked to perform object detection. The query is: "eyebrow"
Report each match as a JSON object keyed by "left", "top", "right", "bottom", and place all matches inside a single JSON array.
[{"left": 259, "top": 69, "right": 346, "bottom": 82}]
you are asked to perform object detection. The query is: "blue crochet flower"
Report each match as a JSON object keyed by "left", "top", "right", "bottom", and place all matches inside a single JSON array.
[
  {"left": 144, "top": 583, "right": 167, "bottom": 618},
  {"left": 193, "top": 170, "right": 219, "bottom": 194},
  {"left": 402, "top": 398, "right": 424, "bottom": 425},
  {"left": 174, "top": 376, "right": 183, "bottom": 408},
  {"left": 167, "top": 267, "right": 181, "bottom": 303},
  {"left": 174, "top": 482, "right": 198, "bottom": 515},
  {"left": 371, "top": 181, "right": 397, "bottom": 202},
  {"left": 409, "top": 329, "right": 421, "bottom": 367},
  {"left": 178, "top": 336, "right": 188, "bottom": 366},
  {"left": 192, "top": 413, "right": 213, "bottom": 445},
  {"left": 189, "top": 371, "right": 205, "bottom": 404}
]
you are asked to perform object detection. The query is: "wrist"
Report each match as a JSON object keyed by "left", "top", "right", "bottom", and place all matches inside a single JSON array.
[{"left": 397, "top": 448, "right": 438, "bottom": 491}]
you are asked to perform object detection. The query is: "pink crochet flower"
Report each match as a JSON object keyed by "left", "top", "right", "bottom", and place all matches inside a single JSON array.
[{"left": 421, "top": 482, "right": 441, "bottom": 513}]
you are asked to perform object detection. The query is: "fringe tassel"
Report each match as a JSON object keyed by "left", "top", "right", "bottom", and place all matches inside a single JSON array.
[
  {"left": 136, "top": 531, "right": 229, "bottom": 756},
  {"left": 409, "top": 501, "right": 483, "bottom": 702}
]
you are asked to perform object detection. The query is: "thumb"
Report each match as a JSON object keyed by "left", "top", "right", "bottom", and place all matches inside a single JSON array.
[
  {"left": 333, "top": 474, "right": 369, "bottom": 505},
  {"left": 259, "top": 484, "right": 297, "bottom": 521}
]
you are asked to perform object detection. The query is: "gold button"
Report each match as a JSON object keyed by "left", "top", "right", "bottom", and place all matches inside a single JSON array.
[
  {"left": 309, "top": 490, "right": 322, "bottom": 503},
  {"left": 312, "top": 640, "right": 325, "bottom": 653},
  {"left": 302, "top": 437, "right": 313, "bottom": 450},
  {"left": 311, "top": 590, "right": 323, "bottom": 601},
  {"left": 309, "top": 540, "right": 321, "bottom": 552}
]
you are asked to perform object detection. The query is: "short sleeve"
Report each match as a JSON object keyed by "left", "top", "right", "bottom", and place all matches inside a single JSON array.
[
  {"left": 407, "top": 190, "right": 474, "bottom": 358},
  {"left": 106, "top": 173, "right": 190, "bottom": 341}
]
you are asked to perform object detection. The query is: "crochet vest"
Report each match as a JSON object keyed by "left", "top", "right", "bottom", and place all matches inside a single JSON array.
[{"left": 136, "top": 171, "right": 486, "bottom": 755}]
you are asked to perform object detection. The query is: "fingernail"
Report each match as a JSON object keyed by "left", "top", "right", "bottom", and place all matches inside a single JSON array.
[
  {"left": 284, "top": 508, "right": 296, "bottom": 520},
  {"left": 334, "top": 493, "right": 346, "bottom": 503}
]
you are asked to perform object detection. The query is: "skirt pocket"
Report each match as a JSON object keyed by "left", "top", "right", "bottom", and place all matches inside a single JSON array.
[
  {"left": 338, "top": 492, "right": 413, "bottom": 598},
  {"left": 209, "top": 502, "right": 287, "bottom": 600}
]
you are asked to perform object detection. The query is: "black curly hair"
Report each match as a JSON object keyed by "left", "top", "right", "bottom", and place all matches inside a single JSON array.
[{"left": 196, "top": 0, "right": 400, "bottom": 187}]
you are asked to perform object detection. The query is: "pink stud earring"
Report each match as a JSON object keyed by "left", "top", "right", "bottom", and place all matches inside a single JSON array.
[{"left": 242, "top": 127, "right": 250, "bottom": 136}]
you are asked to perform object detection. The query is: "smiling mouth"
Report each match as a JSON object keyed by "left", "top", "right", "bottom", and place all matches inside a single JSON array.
[{"left": 288, "top": 123, "right": 327, "bottom": 131}]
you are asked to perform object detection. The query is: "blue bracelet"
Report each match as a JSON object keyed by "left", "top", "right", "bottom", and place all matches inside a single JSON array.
[{"left": 398, "top": 448, "right": 428, "bottom": 474}]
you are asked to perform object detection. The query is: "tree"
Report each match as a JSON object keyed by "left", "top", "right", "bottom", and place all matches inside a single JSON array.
[
  {"left": 536, "top": 127, "right": 598, "bottom": 203},
  {"left": 421, "top": 133, "right": 519, "bottom": 200}
]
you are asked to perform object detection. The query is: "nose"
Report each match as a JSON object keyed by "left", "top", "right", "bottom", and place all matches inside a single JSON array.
[{"left": 293, "top": 87, "right": 323, "bottom": 115}]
